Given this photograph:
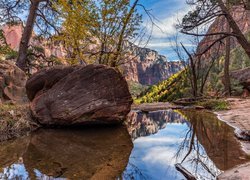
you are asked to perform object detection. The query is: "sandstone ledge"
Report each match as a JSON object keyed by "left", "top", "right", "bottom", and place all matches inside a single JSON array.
[
  {"left": 218, "top": 162, "right": 250, "bottom": 180},
  {"left": 216, "top": 98, "right": 250, "bottom": 142},
  {"left": 216, "top": 98, "right": 250, "bottom": 179},
  {"left": 131, "top": 102, "right": 182, "bottom": 112}
]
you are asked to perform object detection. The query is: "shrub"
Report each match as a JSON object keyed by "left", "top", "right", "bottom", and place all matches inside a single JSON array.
[{"left": 196, "top": 99, "right": 229, "bottom": 111}]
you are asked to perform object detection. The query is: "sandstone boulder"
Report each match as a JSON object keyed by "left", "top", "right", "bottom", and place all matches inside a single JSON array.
[
  {"left": 26, "top": 65, "right": 80, "bottom": 101},
  {"left": 26, "top": 64, "right": 132, "bottom": 126},
  {"left": 231, "top": 67, "right": 250, "bottom": 96},
  {"left": 0, "top": 60, "right": 27, "bottom": 103}
]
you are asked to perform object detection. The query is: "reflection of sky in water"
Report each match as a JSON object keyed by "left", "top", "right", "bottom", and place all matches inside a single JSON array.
[
  {"left": 34, "top": 169, "right": 67, "bottom": 180},
  {"left": 0, "top": 163, "right": 29, "bottom": 179},
  {"left": 123, "top": 123, "right": 221, "bottom": 180},
  {"left": 0, "top": 164, "right": 66, "bottom": 180}
]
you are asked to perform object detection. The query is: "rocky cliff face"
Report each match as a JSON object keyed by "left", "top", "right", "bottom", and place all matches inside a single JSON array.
[
  {"left": 1, "top": 24, "right": 184, "bottom": 85},
  {"left": 123, "top": 46, "right": 184, "bottom": 85},
  {"left": 198, "top": 6, "right": 250, "bottom": 57},
  {"left": 1, "top": 23, "right": 67, "bottom": 59}
]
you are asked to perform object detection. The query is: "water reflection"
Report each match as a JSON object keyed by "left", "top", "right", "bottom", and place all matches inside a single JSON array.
[
  {"left": 0, "top": 126, "right": 132, "bottom": 179},
  {"left": 0, "top": 110, "right": 248, "bottom": 180},
  {"left": 124, "top": 110, "right": 249, "bottom": 180},
  {"left": 126, "top": 110, "right": 187, "bottom": 140}
]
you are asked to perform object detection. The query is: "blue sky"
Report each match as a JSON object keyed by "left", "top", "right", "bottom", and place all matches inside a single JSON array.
[{"left": 137, "top": 0, "right": 193, "bottom": 61}]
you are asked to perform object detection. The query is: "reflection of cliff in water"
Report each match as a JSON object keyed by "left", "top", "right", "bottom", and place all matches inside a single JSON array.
[
  {"left": 180, "top": 110, "right": 250, "bottom": 171},
  {"left": 0, "top": 126, "right": 132, "bottom": 179},
  {"left": 126, "top": 110, "right": 187, "bottom": 140},
  {"left": 124, "top": 110, "right": 249, "bottom": 179}
]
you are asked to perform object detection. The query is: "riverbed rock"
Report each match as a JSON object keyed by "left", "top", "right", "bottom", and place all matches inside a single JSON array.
[
  {"left": 218, "top": 162, "right": 250, "bottom": 180},
  {"left": 27, "top": 64, "right": 132, "bottom": 126},
  {"left": 0, "top": 60, "right": 27, "bottom": 103}
]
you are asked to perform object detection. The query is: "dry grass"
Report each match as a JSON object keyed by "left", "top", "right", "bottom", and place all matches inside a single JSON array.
[{"left": 0, "top": 103, "right": 39, "bottom": 141}]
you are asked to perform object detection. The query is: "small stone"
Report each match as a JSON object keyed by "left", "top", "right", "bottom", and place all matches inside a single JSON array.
[{"left": 8, "top": 110, "right": 15, "bottom": 116}]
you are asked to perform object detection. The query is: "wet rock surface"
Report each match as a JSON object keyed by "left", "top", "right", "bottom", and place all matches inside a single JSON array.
[
  {"left": 217, "top": 98, "right": 250, "bottom": 140},
  {"left": 27, "top": 64, "right": 132, "bottom": 126}
]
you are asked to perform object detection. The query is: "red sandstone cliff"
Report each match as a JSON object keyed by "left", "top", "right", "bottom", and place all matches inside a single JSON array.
[
  {"left": 1, "top": 24, "right": 183, "bottom": 85},
  {"left": 198, "top": 6, "right": 250, "bottom": 57}
]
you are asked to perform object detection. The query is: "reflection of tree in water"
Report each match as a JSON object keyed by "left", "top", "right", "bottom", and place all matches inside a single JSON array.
[
  {"left": 124, "top": 110, "right": 248, "bottom": 180},
  {"left": 174, "top": 117, "right": 221, "bottom": 179},
  {"left": 126, "top": 110, "right": 187, "bottom": 140},
  {"left": 0, "top": 163, "right": 29, "bottom": 180},
  {"left": 174, "top": 110, "right": 248, "bottom": 179},
  {"left": 122, "top": 161, "right": 148, "bottom": 180}
]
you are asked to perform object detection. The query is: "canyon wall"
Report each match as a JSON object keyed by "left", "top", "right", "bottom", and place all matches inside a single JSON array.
[
  {"left": 197, "top": 6, "right": 250, "bottom": 57},
  {"left": 123, "top": 46, "right": 184, "bottom": 85},
  {"left": 1, "top": 24, "right": 183, "bottom": 85}
]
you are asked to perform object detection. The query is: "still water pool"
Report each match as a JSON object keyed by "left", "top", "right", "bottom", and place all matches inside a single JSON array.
[{"left": 0, "top": 110, "right": 249, "bottom": 179}]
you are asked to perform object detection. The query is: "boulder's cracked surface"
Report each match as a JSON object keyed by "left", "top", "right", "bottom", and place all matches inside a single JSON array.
[{"left": 26, "top": 64, "right": 132, "bottom": 126}]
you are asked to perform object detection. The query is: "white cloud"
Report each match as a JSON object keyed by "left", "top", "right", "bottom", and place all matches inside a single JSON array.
[
  {"left": 144, "top": 6, "right": 193, "bottom": 39},
  {"left": 142, "top": 146, "right": 178, "bottom": 166},
  {"left": 146, "top": 42, "right": 195, "bottom": 49},
  {"left": 135, "top": 136, "right": 183, "bottom": 144}
]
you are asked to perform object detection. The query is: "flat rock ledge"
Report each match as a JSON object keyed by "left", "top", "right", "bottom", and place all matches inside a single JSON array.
[
  {"left": 216, "top": 98, "right": 250, "bottom": 141},
  {"left": 218, "top": 162, "right": 250, "bottom": 180},
  {"left": 26, "top": 64, "right": 132, "bottom": 126},
  {"left": 132, "top": 102, "right": 204, "bottom": 112}
]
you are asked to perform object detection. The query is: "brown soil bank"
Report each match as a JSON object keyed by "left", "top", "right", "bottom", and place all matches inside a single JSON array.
[
  {"left": 0, "top": 103, "right": 39, "bottom": 142},
  {"left": 216, "top": 98, "right": 250, "bottom": 179}
]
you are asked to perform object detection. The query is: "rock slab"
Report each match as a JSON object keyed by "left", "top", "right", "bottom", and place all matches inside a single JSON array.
[
  {"left": 231, "top": 67, "right": 250, "bottom": 97},
  {"left": 26, "top": 64, "right": 132, "bottom": 126},
  {"left": 0, "top": 60, "right": 27, "bottom": 103},
  {"left": 218, "top": 162, "right": 250, "bottom": 180}
]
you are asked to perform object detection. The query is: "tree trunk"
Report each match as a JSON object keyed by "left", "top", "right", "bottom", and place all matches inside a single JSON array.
[
  {"left": 16, "top": 0, "right": 40, "bottom": 71},
  {"left": 175, "top": 164, "right": 196, "bottom": 180},
  {"left": 181, "top": 43, "right": 198, "bottom": 97},
  {"left": 112, "top": 0, "right": 139, "bottom": 67},
  {"left": 224, "top": 0, "right": 231, "bottom": 96},
  {"left": 217, "top": 0, "right": 250, "bottom": 59}
]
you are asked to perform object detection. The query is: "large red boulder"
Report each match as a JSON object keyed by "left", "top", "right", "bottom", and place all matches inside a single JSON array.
[{"left": 26, "top": 64, "right": 132, "bottom": 126}]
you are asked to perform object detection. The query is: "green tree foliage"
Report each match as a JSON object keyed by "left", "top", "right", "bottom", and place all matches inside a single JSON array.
[
  {"left": 53, "top": 0, "right": 98, "bottom": 65},
  {"left": 0, "top": 30, "right": 17, "bottom": 60},
  {"left": 135, "top": 71, "right": 191, "bottom": 104},
  {"left": 0, "top": 0, "right": 61, "bottom": 71},
  {"left": 127, "top": 81, "right": 149, "bottom": 99},
  {"left": 54, "top": 0, "right": 142, "bottom": 67},
  {"left": 206, "top": 42, "right": 250, "bottom": 96}
]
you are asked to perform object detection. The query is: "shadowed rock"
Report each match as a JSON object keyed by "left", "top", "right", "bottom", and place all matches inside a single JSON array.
[
  {"left": 26, "top": 65, "right": 79, "bottom": 101},
  {"left": 0, "top": 60, "right": 27, "bottom": 103},
  {"left": 231, "top": 67, "right": 250, "bottom": 97},
  {"left": 26, "top": 64, "right": 132, "bottom": 126}
]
